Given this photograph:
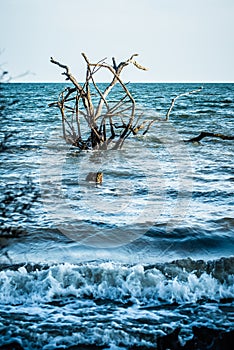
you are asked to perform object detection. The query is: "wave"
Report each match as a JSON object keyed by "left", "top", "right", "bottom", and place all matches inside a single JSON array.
[
  {"left": 0, "top": 257, "right": 233, "bottom": 349},
  {"left": 0, "top": 257, "right": 233, "bottom": 307}
]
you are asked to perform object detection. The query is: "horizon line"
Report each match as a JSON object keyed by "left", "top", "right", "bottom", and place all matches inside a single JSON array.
[{"left": 3, "top": 80, "right": 234, "bottom": 84}]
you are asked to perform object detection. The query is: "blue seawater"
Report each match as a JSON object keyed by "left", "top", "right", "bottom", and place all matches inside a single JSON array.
[{"left": 0, "top": 82, "right": 233, "bottom": 349}]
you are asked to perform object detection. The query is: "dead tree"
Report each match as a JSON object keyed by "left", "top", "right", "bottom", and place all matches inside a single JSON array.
[
  {"left": 49, "top": 53, "right": 149, "bottom": 150},
  {"left": 50, "top": 54, "right": 233, "bottom": 149}
]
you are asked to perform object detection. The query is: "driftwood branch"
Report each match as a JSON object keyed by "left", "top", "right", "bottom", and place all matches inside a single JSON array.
[
  {"left": 166, "top": 87, "right": 203, "bottom": 121},
  {"left": 141, "top": 87, "right": 203, "bottom": 136},
  {"left": 185, "top": 132, "right": 234, "bottom": 143}
]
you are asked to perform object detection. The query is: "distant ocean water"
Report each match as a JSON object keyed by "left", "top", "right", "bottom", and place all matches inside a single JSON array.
[{"left": 0, "top": 82, "right": 233, "bottom": 349}]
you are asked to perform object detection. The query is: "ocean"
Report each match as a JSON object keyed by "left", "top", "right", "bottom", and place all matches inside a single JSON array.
[{"left": 0, "top": 82, "right": 233, "bottom": 349}]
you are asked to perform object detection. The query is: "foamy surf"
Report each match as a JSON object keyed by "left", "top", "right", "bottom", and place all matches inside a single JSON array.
[{"left": 0, "top": 257, "right": 233, "bottom": 349}]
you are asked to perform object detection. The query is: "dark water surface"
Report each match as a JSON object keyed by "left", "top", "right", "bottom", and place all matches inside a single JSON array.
[{"left": 0, "top": 83, "right": 233, "bottom": 349}]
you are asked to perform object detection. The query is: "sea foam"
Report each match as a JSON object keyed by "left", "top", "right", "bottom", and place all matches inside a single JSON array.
[{"left": 0, "top": 260, "right": 233, "bottom": 307}]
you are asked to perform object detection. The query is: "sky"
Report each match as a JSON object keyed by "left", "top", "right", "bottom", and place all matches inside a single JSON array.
[{"left": 1, "top": 0, "right": 234, "bottom": 82}]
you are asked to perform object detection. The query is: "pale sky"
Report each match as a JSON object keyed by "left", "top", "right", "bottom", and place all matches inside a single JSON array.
[{"left": 1, "top": 0, "right": 234, "bottom": 82}]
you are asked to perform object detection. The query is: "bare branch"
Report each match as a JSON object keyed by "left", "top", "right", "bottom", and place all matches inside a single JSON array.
[
  {"left": 166, "top": 87, "right": 203, "bottom": 121},
  {"left": 91, "top": 54, "right": 146, "bottom": 120},
  {"left": 81, "top": 53, "right": 109, "bottom": 114},
  {"left": 50, "top": 56, "right": 94, "bottom": 117}
]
